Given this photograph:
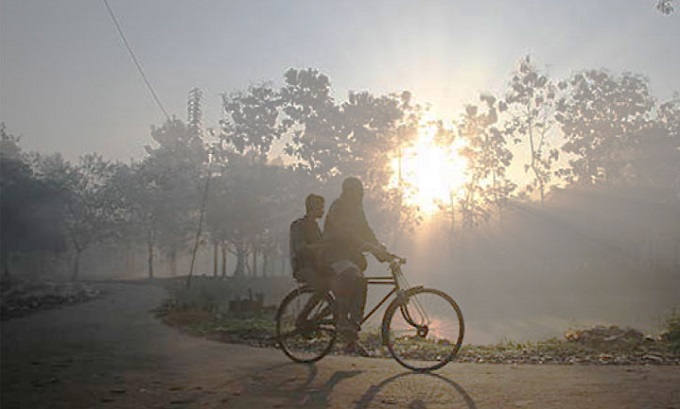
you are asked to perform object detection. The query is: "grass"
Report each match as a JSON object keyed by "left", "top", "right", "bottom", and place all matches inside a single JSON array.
[
  {"left": 157, "top": 302, "right": 680, "bottom": 364},
  {"left": 157, "top": 307, "right": 277, "bottom": 346}
]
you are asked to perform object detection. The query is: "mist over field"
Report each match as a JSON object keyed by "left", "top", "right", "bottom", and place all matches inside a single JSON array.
[
  {"left": 389, "top": 186, "right": 680, "bottom": 344},
  {"left": 2, "top": 1, "right": 679, "bottom": 347}
]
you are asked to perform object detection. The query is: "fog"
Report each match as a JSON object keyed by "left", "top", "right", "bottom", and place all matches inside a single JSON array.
[
  {"left": 2, "top": 1, "right": 679, "bottom": 348},
  {"left": 383, "top": 186, "right": 680, "bottom": 344}
]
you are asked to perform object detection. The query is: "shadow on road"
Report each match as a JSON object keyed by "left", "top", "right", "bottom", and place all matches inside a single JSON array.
[
  {"left": 354, "top": 371, "right": 477, "bottom": 409},
  {"left": 236, "top": 362, "right": 362, "bottom": 408},
  {"left": 222, "top": 363, "right": 476, "bottom": 408}
]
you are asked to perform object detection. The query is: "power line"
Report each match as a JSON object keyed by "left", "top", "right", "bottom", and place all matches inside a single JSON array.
[{"left": 102, "top": 0, "right": 170, "bottom": 121}]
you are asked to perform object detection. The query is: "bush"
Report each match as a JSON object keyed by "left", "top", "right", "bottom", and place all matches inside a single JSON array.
[{"left": 662, "top": 308, "right": 680, "bottom": 354}]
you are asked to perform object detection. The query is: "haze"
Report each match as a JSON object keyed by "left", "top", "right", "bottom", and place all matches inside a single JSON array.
[
  {"left": 2, "top": 0, "right": 679, "bottom": 160},
  {"left": 1, "top": 0, "right": 679, "bottom": 345}
]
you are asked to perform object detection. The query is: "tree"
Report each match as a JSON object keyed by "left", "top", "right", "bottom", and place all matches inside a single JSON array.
[
  {"left": 504, "top": 56, "right": 560, "bottom": 206},
  {"left": 33, "top": 153, "right": 120, "bottom": 280},
  {"left": 281, "top": 68, "right": 345, "bottom": 182},
  {"left": 556, "top": 70, "right": 655, "bottom": 186},
  {"left": 338, "top": 90, "right": 421, "bottom": 240},
  {"left": 657, "top": 0, "right": 675, "bottom": 14},
  {"left": 144, "top": 118, "right": 205, "bottom": 277},
  {"left": 114, "top": 118, "right": 205, "bottom": 279},
  {"left": 0, "top": 125, "right": 67, "bottom": 276},
  {"left": 629, "top": 96, "right": 680, "bottom": 189},
  {"left": 456, "top": 95, "right": 516, "bottom": 227},
  {"left": 280, "top": 68, "right": 422, "bottom": 238},
  {"left": 220, "top": 83, "right": 284, "bottom": 158},
  {"left": 205, "top": 151, "right": 301, "bottom": 276}
]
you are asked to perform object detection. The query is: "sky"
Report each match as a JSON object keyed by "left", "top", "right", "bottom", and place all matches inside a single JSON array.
[{"left": 1, "top": 0, "right": 679, "bottom": 162}]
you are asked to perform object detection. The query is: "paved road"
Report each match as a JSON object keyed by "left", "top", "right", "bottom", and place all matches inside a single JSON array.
[{"left": 2, "top": 282, "right": 679, "bottom": 409}]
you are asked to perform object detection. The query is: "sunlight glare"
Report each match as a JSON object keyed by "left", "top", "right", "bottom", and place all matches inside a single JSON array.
[{"left": 391, "top": 125, "right": 468, "bottom": 215}]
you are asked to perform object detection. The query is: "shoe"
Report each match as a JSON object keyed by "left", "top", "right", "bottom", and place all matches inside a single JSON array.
[{"left": 344, "top": 341, "right": 370, "bottom": 357}]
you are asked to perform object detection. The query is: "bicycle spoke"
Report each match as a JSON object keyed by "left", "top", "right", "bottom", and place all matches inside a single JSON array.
[
  {"left": 385, "top": 288, "right": 464, "bottom": 372},
  {"left": 276, "top": 288, "right": 337, "bottom": 363}
]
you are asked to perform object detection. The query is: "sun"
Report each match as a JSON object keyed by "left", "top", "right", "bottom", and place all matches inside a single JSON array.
[{"left": 391, "top": 125, "right": 468, "bottom": 215}]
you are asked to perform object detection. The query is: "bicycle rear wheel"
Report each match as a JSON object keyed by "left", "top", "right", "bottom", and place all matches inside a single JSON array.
[
  {"left": 382, "top": 288, "right": 464, "bottom": 372},
  {"left": 276, "top": 286, "right": 337, "bottom": 363}
]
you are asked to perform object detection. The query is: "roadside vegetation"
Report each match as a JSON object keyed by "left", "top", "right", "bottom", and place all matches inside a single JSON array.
[
  {"left": 0, "top": 274, "right": 101, "bottom": 320},
  {"left": 157, "top": 297, "right": 680, "bottom": 365}
]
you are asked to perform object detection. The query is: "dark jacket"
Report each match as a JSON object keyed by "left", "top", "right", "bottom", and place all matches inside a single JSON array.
[
  {"left": 322, "top": 196, "right": 380, "bottom": 272},
  {"left": 289, "top": 215, "right": 322, "bottom": 273}
]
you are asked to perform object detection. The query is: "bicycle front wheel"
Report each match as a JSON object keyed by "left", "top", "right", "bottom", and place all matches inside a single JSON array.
[
  {"left": 276, "top": 286, "right": 337, "bottom": 363},
  {"left": 382, "top": 288, "right": 464, "bottom": 372}
]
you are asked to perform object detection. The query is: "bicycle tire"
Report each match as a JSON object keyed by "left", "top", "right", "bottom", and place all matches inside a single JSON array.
[
  {"left": 276, "top": 286, "right": 337, "bottom": 363},
  {"left": 382, "top": 287, "right": 464, "bottom": 372}
]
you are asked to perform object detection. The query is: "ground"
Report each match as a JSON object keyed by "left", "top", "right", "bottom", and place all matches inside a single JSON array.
[{"left": 1, "top": 281, "right": 679, "bottom": 409}]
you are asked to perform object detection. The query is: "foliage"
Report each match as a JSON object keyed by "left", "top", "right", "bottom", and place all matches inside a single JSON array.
[
  {"left": 663, "top": 308, "right": 680, "bottom": 354},
  {"left": 221, "top": 83, "right": 284, "bottom": 157},
  {"left": 456, "top": 95, "right": 516, "bottom": 227},
  {"left": 1, "top": 125, "right": 68, "bottom": 269},
  {"left": 2, "top": 62, "right": 679, "bottom": 281},
  {"left": 657, "top": 0, "right": 675, "bottom": 14},
  {"left": 30, "top": 152, "right": 123, "bottom": 280},
  {"left": 280, "top": 68, "right": 343, "bottom": 181},
  {"left": 556, "top": 70, "right": 655, "bottom": 186},
  {"left": 504, "top": 56, "right": 561, "bottom": 205},
  {"left": 206, "top": 151, "right": 302, "bottom": 276}
]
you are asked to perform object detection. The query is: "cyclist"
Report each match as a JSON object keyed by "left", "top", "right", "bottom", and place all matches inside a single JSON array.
[
  {"left": 289, "top": 193, "right": 332, "bottom": 291},
  {"left": 323, "top": 176, "right": 392, "bottom": 355}
]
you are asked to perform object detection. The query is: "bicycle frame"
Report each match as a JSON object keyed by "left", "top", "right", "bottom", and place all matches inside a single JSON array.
[
  {"left": 361, "top": 257, "right": 423, "bottom": 328},
  {"left": 291, "top": 256, "right": 424, "bottom": 339},
  {"left": 278, "top": 253, "right": 464, "bottom": 371}
]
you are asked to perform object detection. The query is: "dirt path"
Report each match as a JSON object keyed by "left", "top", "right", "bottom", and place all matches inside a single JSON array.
[{"left": 2, "top": 282, "right": 679, "bottom": 409}]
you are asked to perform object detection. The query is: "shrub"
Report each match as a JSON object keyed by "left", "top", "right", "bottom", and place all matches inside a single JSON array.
[{"left": 662, "top": 308, "right": 680, "bottom": 354}]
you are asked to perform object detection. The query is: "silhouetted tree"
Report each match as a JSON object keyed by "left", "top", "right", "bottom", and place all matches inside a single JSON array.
[
  {"left": 629, "top": 96, "right": 680, "bottom": 189},
  {"left": 657, "top": 0, "right": 675, "bottom": 14},
  {"left": 220, "top": 83, "right": 284, "bottom": 158},
  {"left": 33, "top": 153, "right": 120, "bottom": 280},
  {"left": 504, "top": 56, "right": 560, "bottom": 206},
  {"left": 113, "top": 118, "right": 205, "bottom": 278},
  {"left": 457, "top": 95, "right": 516, "bottom": 227},
  {"left": 556, "top": 70, "right": 654, "bottom": 186},
  {"left": 281, "top": 68, "right": 344, "bottom": 182},
  {"left": 1, "top": 125, "right": 67, "bottom": 276},
  {"left": 206, "top": 151, "right": 301, "bottom": 276}
]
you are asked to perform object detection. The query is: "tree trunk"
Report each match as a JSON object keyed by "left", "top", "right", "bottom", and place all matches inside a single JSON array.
[
  {"left": 252, "top": 246, "right": 258, "bottom": 277},
  {"left": 213, "top": 241, "right": 218, "bottom": 277},
  {"left": 233, "top": 245, "right": 245, "bottom": 277},
  {"left": 72, "top": 249, "right": 82, "bottom": 281},
  {"left": 147, "top": 241, "right": 154, "bottom": 279},
  {"left": 221, "top": 243, "right": 227, "bottom": 277},
  {"left": 262, "top": 251, "right": 268, "bottom": 277},
  {"left": 169, "top": 251, "right": 177, "bottom": 277}
]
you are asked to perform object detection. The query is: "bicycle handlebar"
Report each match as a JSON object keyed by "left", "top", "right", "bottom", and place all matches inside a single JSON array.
[{"left": 388, "top": 253, "right": 406, "bottom": 265}]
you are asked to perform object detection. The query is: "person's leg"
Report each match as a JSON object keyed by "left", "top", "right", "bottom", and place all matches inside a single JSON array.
[
  {"left": 349, "top": 274, "right": 367, "bottom": 332},
  {"left": 330, "top": 261, "right": 360, "bottom": 342},
  {"left": 335, "top": 269, "right": 369, "bottom": 356},
  {"left": 295, "top": 267, "right": 325, "bottom": 328}
]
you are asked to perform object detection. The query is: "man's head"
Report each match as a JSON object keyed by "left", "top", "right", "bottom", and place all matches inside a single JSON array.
[
  {"left": 305, "top": 193, "right": 325, "bottom": 219},
  {"left": 341, "top": 176, "right": 364, "bottom": 205}
]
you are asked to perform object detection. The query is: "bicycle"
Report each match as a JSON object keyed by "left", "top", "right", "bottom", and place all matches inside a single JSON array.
[{"left": 275, "top": 254, "right": 465, "bottom": 372}]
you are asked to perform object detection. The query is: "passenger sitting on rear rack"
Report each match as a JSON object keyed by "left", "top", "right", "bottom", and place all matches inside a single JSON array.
[{"left": 289, "top": 194, "right": 332, "bottom": 292}]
